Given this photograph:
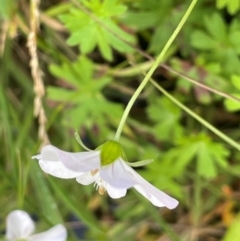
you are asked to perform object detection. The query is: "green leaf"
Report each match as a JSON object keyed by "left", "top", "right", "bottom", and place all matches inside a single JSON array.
[
  {"left": 204, "top": 13, "right": 227, "bottom": 41},
  {"left": 197, "top": 142, "right": 217, "bottom": 178},
  {"left": 47, "top": 87, "right": 77, "bottom": 102},
  {"left": 102, "top": 0, "right": 127, "bottom": 16},
  {"left": 48, "top": 56, "right": 123, "bottom": 134},
  {"left": 49, "top": 56, "right": 94, "bottom": 87},
  {"left": 97, "top": 27, "right": 113, "bottom": 61},
  {"left": 121, "top": 11, "right": 159, "bottom": 30},
  {"left": 147, "top": 97, "right": 183, "bottom": 141},
  {"left": 191, "top": 31, "right": 218, "bottom": 50},
  {"left": 228, "top": 0, "right": 240, "bottom": 15},
  {"left": 216, "top": 0, "right": 228, "bottom": 8},
  {"left": 231, "top": 75, "right": 240, "bottom": 89},
  {"left": 216, "top": 0, "right": 240, "bottom": 14},
  {"left": 67, "top": 26, "right": 97, "bottom": 53},
  {"left": 229, "top": 31, "right": 240, "bottom": 54},
  {"left": 224, "top": 94, "right": 240, "bottom": 111},
  {"left": 165, "top": 134, "right": 229, "bottom": 179},
  {"left": 58, "top": 0, "right": 134, "bottom": 60}
]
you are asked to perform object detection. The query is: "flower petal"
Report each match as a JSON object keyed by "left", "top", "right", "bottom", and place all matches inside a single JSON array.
[
  {"left": 6, "top": 210, "right": 35, "bottom": 239},
  {"left": 133, "top": 183, "right": 179, "bottom": 209},
  {"left": 33, "top": 145, "right": 101, "bottom": 173},
  {"left": 76, "top": 172, "right": 97, "bottom": 185},
  {"left": 39, "top": 160, "right": 83, "bottom": 179},
  {"left": 122, "top": 161, "right": 179, "bottom": 209},
  {"left": 29, "top": 224, "right": 67, "bottom": 241},
  {"left": 101, "top": 159, "right": 178, "bottom": 209},
  {"left": 100, "top": 159, "right": 137, "bottom": 189},
  {"left": 105, "top": 184, "right": 127, "bottom": 199}
]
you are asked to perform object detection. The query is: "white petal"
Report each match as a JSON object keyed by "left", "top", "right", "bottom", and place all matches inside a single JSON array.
[
  {"left": 105, "top": 184, "right": 127, "bottom": 199},
  {"left": 133, "top": 183, "right": 179, "bottom": 209},
  {"left": 6, "top": 210, "right": 35, "bottom": 239},
  {"left": 29, "top": 224, "right": 67, "bottom": 241},
  {"left": 76, "top": 172, "right": 97, "bottom": 185},
  {"left": 33, "top": 145, "right": 101, "bottom": 172},
  {"left": 100, "top": 159, "right": 137, "bottom": 189},
  {"left": 102, "top": 159, "right": 178, "bottom": 209},
  {"left": 39, "top": 160, "right": 83, "bottom": 179},
  {"left": 121, "top": 161, "right": 179, "bottom": 209}
]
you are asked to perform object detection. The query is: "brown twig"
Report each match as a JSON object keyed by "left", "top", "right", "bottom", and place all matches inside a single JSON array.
[{"left": 27, "top": 0, "right": 49, "bottom": 147}]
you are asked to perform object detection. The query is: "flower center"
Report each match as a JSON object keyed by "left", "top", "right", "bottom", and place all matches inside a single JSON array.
[{"left": 91, "top": 169, "right": 106, "bottom": 195}]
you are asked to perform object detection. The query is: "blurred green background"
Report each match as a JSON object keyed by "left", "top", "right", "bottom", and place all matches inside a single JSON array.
[{"left": 1, "top": 0, "right": 240, "bottom": 240}]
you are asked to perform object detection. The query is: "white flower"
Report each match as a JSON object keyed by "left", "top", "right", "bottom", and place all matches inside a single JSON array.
[
  {"left": 6, "top": 210, "right": 67, "bottom": 241},
  {"left": 32, "top": 141, "right": 179, "bottom": 209}
]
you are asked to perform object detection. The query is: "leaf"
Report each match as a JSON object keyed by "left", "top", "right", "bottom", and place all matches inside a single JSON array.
[
  {"left": 59, "top": 0, "right": 135, "bottom": 60},
  {"left": 216, "top": 0, "right": 228, "bottom": 8},
  {"left": 204, "top": 13, "right": 227, "bottom": 41},
  {"left": 97, "top": 27, "right": 113, "bottom": 61},
  {"left": 47, "top": 87, "right": 77, "bottom": 102},
  {"left": 216, "top": 0, "right": 240, "bottom": 15},
  {"left": 228, "top": 0, "right": 240, "bottom": 14},
  {"left": 147, "top": 97, "right": 183, "bottom": 141},
  {"left": 191, "top": 31, "right": 218, "bottom": 50},
  {"left": 231, "top": 75, "right": 240, "bottom": 89},
  {"left": 229, "top": 31, "right": 240, "bottom": 54},
  {"left": 165, "top": 133, "right": 229, "bottom": 179},
  {"left": 121, "top": 11, "right": 159, "bottom": 30},
  {"left": 68, "top": 25, "right": 97, "bottom": 53},
  {"left": 102, "top": 0, "right": 127, "bottom": 16},
  {"left": 224, "top": 94, "right": 240, "bottom": 111},
  {"left": 197, "top": 142, "right": 217, "bottom": 178},
  {"left": 48, "top": 56, "right": 123, "bottom": 134},
  {"left": 224, "top": 75, "right": 240, "bottom": 111}
]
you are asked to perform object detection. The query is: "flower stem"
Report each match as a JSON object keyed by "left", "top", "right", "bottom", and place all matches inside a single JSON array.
[
  {"left": 114, "top": 0, "right": 199, "bottom": 141},
  {"left": 151, "top": 79, "right": 240, "bottom": 151}
]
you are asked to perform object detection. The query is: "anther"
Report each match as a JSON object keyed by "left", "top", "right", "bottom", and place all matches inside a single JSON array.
[
  {"left": 91, "top": 169, "right": 99, "bottom": 176},
  {"left": 98, "top": 186, "right": 106, "bottom": 195}
]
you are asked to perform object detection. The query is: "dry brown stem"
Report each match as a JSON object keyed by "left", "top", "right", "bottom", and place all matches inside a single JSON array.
[{"left": 27, "top": 0, "right": 49, "bottom": 147}]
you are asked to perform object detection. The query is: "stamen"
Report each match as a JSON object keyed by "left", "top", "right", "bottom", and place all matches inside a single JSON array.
[
  {"left": 91, "top": 169, "right": 99, "bottom": 176},
  {"left": 99, "top": 186, "right": 106, "bottom": 195}
]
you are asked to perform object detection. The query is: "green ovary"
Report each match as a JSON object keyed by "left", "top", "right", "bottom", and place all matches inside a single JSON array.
[{"left": 100, "top": 140, "right": 125, "bottom": 166}]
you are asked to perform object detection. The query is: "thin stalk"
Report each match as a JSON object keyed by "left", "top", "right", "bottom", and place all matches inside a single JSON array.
[
  {"left": 114, "top": 0, "right": 199, "bottom": 140},
  {"left": 17, "top": 150, "right": 23, "bottom": 208},
  {"left": 151, "top": 79, "right": 240, "bottom": 151}
]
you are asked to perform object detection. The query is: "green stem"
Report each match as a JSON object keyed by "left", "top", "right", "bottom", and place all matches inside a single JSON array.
[
  {"left": 17, "top": 150, "right": 23, "bottom": 208},
  {"left": 114, "top": 0, "right": 199, "bottom": 140},
  {"left": 151, "top": 79, "right": 240, "bottom": 152}
]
